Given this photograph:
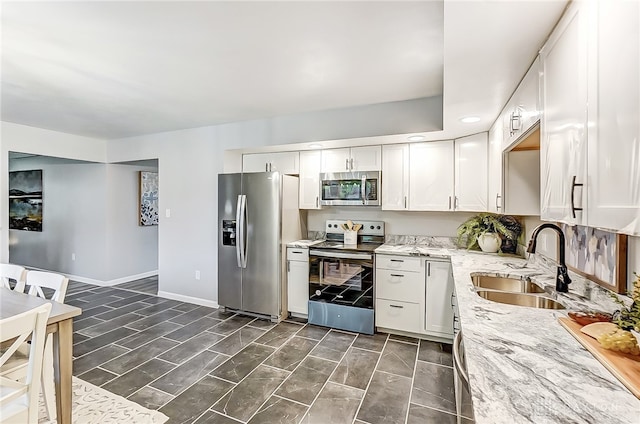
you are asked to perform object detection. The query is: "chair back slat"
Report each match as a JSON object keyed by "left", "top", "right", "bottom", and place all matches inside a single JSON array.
[
  {"left": 0, "top": 263, "right": 27, "bottom": 292},
  {"left": 25, "top": 271, "right": 69, "bottom": 303}
]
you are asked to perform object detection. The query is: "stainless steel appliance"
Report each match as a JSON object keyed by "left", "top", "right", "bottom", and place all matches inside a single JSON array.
[
  {"left": 320, "top": 171, "right": 381, "bottom": 206},
  {"left": 218, "top": 172, "right": 303, "bottom": 321},
  {"left": 308, "top": 220, "right": 385, "bottom": 334}
]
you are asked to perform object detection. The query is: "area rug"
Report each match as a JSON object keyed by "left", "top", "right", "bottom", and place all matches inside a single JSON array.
[{"left": 38, "top": 377, "right": 169, "bottom": 424}]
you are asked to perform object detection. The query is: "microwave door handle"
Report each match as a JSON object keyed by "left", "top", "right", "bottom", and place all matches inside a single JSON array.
[
  {"left": 235, "top": 195, "right": 243, "bottom": 268},
  {"left": 361, "top": 176, "right": 366, "bottom": 205}
]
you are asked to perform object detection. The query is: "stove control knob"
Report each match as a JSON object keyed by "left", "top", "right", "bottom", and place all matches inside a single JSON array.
[
  {"left": 315, "top": 290, "right": 321, "bottom": 296},
  {"left": 334, "top": 224, "right": 338, "bottom": 228},
  {"left": 370, "top": 225, "right": 374, "bottom": 229},
  {"left": 377, "top": 226, "right": 381, "bottom": 230}
]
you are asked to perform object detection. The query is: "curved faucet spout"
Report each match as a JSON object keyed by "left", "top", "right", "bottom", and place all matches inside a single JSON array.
[{"left": 526, "top": 223, "right": 571, "bottom": 292}]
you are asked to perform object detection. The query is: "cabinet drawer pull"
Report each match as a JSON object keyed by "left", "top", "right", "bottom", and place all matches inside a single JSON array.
[
  {"left": 389, "top": 304, "right": 404, "bottom": 309},
  {"left": 389, "top": 259, "right": 404, "bottom": 262},
  {"left": 496, "top": 193, "right": 502, "bottom": 210},
  {"left": 291, "top": 251, "right": 303, "bottom": 254},
  {"left": 390, "top": 274, "right": 404, "bottom": 277},
  {"left": 346, "top": 158, "right": 349, "bottom": 170},
  {"left": 570, "top": 175, "right": 584, "bottom": 219}
]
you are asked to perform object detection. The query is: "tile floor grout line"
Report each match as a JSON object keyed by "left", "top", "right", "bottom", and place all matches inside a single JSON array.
[
  {"left": 272, "top": 393, "right": 312, "bottom": 408},
  {"left": 408, "top": 400, "right": 462, "bottom": 419},
  {"left": 403, "top": 340, "right": 421, "bottom": 424},
  {"left": 239, "top": 324, "right": 337, "bottom": 424},
  {"left": 351, "top": 333, "right": 391, "bottom": 424},
  {"left": 416, "top": 358, "right": 454, "bottom": 370}
]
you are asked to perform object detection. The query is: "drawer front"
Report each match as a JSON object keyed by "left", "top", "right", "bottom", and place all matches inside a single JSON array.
[
  {"left": 376, "top": 269, "right": 424, "bottom": 303},
  {"left": 376, "top": 255, "right": 423, "bottom": 272},
  {"left": 287, "top": 247, "right": 309, "bottom": 261},
  {"left": 375, "top": 299, "right": 422, "bottom": 334}
]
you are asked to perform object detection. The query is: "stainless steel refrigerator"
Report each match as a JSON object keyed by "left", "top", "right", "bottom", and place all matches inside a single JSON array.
[{"left": 218, "top": 172, "right": 303, "bottom": 321}]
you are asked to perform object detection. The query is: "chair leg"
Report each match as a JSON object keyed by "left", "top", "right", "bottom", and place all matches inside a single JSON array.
[{"left": 42, "top": 339, "right": 57, "bottom": 420}]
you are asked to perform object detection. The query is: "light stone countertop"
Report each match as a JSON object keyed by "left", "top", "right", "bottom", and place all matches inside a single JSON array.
[
  {"left": 286, "top": 239, "right": 324, "bottom": 248},
  {"left": 375, "top": 243, "right": 640, "bottom": 423}
]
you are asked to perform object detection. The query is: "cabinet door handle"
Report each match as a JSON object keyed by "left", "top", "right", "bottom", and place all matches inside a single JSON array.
[
  {"left": 350, "top": 158, "right": 354, "bottom": 170},
  {"left": 570, "top": 175, "right": 584, "bottom": 219},
  {"left": 450, "top": 292, "right": 455, "bottom": 308},
  {"left": 346, "top": 158, "right": 349, "bottom": 170},
  {"left": 404, "top": 196, "right": 407, "bottom": 209},
  {"left": 454, "top": 196, "right": 459, "bottom": 210},
  {"left": 287, "top": 260, "right": 290, "bottom": 272},
  {"left": 496, "top": 194, "right": 502, "bottom": 210},
  {"left": 390, "top": 274, "right": 404, "bottom": 278},
  {"left": 389, "top": 304, "right": 404, "bottom": 309},
  {"left": 448, "top": 196, "right": 452, "bottom": 210},
  {"left": 265, "top": 163, "right": 269, "bottom": 172},
  {"left": 316, "top": 196, "right": 319, "bottom": 208},
  {"left": 427, "top": 262, "right": 431, "bottom": 277}
]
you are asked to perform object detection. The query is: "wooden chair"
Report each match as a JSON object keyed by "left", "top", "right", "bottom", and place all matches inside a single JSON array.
[
  {"left": 1, "top": 271, "right": 69, "bottom": 421},
  {"left": 0, "top": 303, "right": 52, "bottom": 424},
  {"left": 0, "top": 264, "right": 26, "bottom": 293}
]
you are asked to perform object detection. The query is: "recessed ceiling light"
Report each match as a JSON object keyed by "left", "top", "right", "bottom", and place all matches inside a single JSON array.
[
  {"left": 407, "top": 135, "right": 426, "bottom": 142},
  {"left": 460, "top": 116, "right": 481, "bottom": 123},
  {"left": 309, "top": 144, "right": 322, "bottom": 149}
]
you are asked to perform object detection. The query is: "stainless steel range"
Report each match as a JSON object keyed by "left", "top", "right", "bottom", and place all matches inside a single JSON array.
[{"left": 308, "top": 220, "right": 385, "bottom": 335}]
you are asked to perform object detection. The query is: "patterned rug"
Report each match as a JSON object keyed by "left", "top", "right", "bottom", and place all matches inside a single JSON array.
[{"left": 39, "top": 377, "right": 168, "bottom": 424}]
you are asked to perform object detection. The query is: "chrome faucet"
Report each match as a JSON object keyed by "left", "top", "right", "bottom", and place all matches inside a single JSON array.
[{"left": 526, "top": 223, "right": 571, "bottom": 293}]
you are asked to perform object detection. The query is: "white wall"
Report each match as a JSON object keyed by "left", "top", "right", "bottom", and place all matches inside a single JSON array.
[
  {"left": 9, "top": 159, "right": 109, "bottom": 279},
  {"left": 1, "top": 122, "right": 107, "bottom": 262},
  {"left": 105, "top": 163, "right": 159, "bottom": 281},
  {"left": 308, "top": 208, "right": 475, "bottom": 238},
  {"left": 7, "top": 156, "right": 159, "bottom": 282},
  {"left": 107, "top": 97, "right": 442, "bottom": 304}
]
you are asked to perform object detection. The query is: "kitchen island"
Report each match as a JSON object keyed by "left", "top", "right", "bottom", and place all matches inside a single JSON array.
[{"left": 375, "top": 243, "right": 640, "bottom": 423}]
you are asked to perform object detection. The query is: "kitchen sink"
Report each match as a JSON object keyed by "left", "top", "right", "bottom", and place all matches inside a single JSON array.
[
  {"left": 475, "top": 290, "right": 565, "bottom": 309},
  {"left": 472, "top": 275, "right": 545, "bottom": 294}
]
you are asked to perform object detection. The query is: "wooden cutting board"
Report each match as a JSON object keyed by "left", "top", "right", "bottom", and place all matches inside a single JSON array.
[{"left": 559, "top": 317, "right": 640, "bottom": 399}]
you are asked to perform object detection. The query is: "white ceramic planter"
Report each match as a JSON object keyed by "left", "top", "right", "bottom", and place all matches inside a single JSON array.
[{"left": 478, "top": 233, "right": 501, "bottom": 253}]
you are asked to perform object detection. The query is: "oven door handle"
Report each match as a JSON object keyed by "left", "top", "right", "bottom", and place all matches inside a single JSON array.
[{"left": 309, "top": 250, "right": 373, "bottom": 260}]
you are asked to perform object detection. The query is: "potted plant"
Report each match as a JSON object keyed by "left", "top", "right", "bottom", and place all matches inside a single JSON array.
[{"left": 457, "top": 213, "right": 522, "bottom": 253}]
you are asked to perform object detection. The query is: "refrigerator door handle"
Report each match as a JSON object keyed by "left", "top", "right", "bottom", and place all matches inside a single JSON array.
[
  {"left": 235, "top": 195, "right": 243, "bottom": 268},
  {"left": 240, "top": 194, "right": 248, "bottom": 268}
]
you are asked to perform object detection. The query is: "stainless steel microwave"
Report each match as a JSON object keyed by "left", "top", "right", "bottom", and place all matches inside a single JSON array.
[{"left": 320, "top": 171, "right": 381, "bottom": 206}]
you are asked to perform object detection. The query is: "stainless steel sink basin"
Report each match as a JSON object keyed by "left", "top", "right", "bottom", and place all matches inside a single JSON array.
[
  {"left": 475, "top": 290, "right": 565, "bottom": 309},
  {"left": 472, "top": 275, "right": 545, "bottom": 293}
]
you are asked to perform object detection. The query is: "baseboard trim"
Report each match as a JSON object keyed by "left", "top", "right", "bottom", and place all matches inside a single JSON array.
[
  {"left": 157, "top": 291, "right": 219, "bottom": 308},
  {"left": 24, "top": 267, "right": 158, "bottom": 287}
]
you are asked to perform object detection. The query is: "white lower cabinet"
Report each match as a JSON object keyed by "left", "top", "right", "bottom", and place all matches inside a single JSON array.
[
  {"left": 425, "top": 260, "right": 454, "bottom": 336},
  {"left": 375, "top": 254, "right": 453, "bottom": 339},
  {"left": 286, "top": 247, "right": 309, "bottom": 316}
]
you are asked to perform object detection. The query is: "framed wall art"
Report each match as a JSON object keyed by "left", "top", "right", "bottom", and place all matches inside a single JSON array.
[
  {"left": 139, "top": 171, "right": 159, "bottom": 226},
  {"left": 560, "top": 223, "right": 627, "bottom": 293},
  {"left": 9, "top": 170, "right": 43, "bottom": 232}
]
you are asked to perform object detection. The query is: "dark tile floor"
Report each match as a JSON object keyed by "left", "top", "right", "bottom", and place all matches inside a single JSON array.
[
  {"left": 69, "top": 280, "right": 474, "bottom": 424},
  {"left": 115, "top": 276, "right": 159, "bottom": 295}
]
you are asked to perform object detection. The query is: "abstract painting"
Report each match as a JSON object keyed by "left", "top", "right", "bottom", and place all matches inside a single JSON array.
[
  {"left": 561, "top": 223, "right": 627, "bottom": 293},
  {"left": 9, "top": 170, "right": 43, "bottom": 231},
  {"left": 139, "top": 171, "right": 159, "bottom": 226}
]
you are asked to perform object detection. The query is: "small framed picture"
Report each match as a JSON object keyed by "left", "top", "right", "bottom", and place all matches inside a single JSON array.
[{"left": 139, "top": 171, "right": 159, "bottom": 226}]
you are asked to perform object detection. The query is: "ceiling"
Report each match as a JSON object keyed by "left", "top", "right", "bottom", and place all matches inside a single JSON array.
[{"left": 1, "top": 1, "right": 567, "bottom": 141}]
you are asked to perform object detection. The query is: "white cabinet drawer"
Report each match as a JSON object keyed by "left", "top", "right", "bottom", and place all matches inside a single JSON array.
[
  {"left": 287, "top": 247, "right": 309, "bottom": 261},
  {"left": 376, "top": 269, "right": 424, "bottom": 303},
  {"left": 376, "top": 255, "right": 423, "bottom": 272},
  {"left": 375, "top": 299, "right": 422, "bottom": 334}
]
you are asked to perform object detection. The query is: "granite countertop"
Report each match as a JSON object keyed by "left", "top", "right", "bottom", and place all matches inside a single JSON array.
[
  {"left": 286, "top": 239, "right": 324, "bottom": 248},
  {"left": 375, "top": 243, "right": 640, "bottom": 423}
]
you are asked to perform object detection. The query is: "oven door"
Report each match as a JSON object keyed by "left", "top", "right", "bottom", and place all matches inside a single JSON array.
[
  {"left": 309, "top": 249, "right": 374, "bottom": 309},
  {"left": 319, "top": 171, "right": 380, "bottom": 206}
]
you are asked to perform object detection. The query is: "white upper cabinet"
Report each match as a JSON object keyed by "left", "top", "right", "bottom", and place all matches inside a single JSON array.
[
  {"left": 409, "top": 141, "right": 455, "bottom": 211},
  {"left": 381, "top": 144, "right": 409, "bottom": 210},
  {"left": 586, "top": 0, "right": 640, "bottom": 235},
  {"left": 487, "top": 120, "right": 503, "bottom": 213},
  {"left": 503, "top": 58, "right": 541, "bottom": 149},
  {"left": 321, "top": 146, "right": 381, "bottom": 172},
  {"left": 298, "top": 151, "right": 322, "bottom": 210},
  {"left": 454, "top": 133, "right": 488, "bottom": 212},
  {"left": 540, "top": 0, "right": 589, "bottom": 225},
  {"left": 243, "top": 151, "right": 300, "bottom": 174}
]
